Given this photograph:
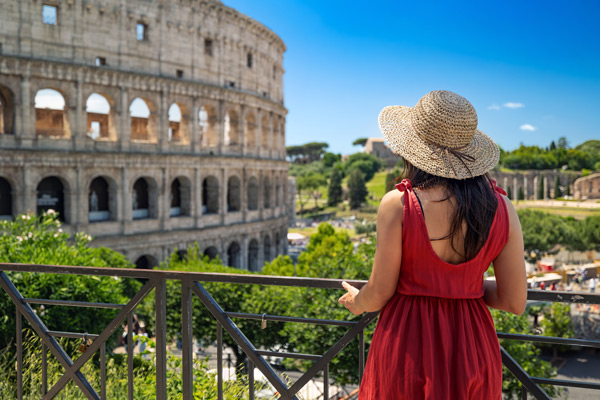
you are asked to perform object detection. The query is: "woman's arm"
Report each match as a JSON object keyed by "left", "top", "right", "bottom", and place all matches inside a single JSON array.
[
  {"left": 484, "top": 195, "right": 527, "bottom": 315},
  {"left": 339, "top": 190, "right": 404, "bottom": 315}
]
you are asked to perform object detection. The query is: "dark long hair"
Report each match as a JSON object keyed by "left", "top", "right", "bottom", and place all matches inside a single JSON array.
[{"left": 401, "top": 160, "right": 498, "bottom": 262}]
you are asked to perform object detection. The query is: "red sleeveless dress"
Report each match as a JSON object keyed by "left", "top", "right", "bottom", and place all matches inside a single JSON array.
[{"left": 359, "top": 179, "right": 509, "bottom": 400}]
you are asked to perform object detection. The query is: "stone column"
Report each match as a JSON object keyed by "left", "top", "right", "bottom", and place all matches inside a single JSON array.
[
  {"left": 22, "top": 165, "right": 35, "bottom": 215},
  {"left": 118, "top": 87, "right": 130, "bottom": 151},
  {"left": 523, "top": 175, "right": 529, "bottom": 200},
  {"left": 121, "top": 167, "right": 131, "bottom": 234},
  {"left": 72, "top": 75, "right": 87, "bottom": 149},
  {"left": 241, "top": 234, "right": 248, "bottom": 271},
  {"left": 73, "top": 165, "right": 85, "bottom": 230},
  {"left": 240, "top": 104, "right": 246, "bottom": 156},
  {"left": 543, "top": 176, "right": 549, "bottom": 200},
  {"left": 159, "top": 167, "right": 168, "bottom": 230},
  {"left": 191, "top": 97, "right": 200, "bottom": 153},
  {"left": 220, "top": 167, "right": 226, "bottom": 224},
  {"left": 217, "top": 99, "right": 225, "bottom": 155},
  {"left": 193, "top": 168, "right": 201, "bottom": 227},
  {"left": 242, "top": 166, "right": 247, "bottom": 222},
  {"left": 159, "top": 90, "right": 168, "bottom": 152},
  {"left": 512, "top": 177, "right": 518, "bottom": 202},
  {"left": 256, "top": 108, "right": 263, "bottom": 157},
  {"left": 19, "top": 75, "right": 35, "bottom": 144}
]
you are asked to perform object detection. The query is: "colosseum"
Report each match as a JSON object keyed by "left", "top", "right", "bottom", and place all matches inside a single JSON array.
[{"left": 0, "top": 0, "right": 290, "bottom": 270}]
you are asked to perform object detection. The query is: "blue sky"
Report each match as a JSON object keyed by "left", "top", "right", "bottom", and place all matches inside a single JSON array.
[{"left": 225, "top": 0, "right": 600, "bottom": 155}]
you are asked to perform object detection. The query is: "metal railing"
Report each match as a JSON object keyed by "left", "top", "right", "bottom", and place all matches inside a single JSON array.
[{"left": 1, "top": 262, "right": 599, "bottom": 400}]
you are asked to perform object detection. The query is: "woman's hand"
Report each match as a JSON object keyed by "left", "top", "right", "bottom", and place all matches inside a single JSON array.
[{"left": 338, "top": 281, "right": 365, "bottom": 316}]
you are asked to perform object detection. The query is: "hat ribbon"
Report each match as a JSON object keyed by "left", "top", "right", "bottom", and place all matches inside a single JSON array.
[{"left": 430, "top": 144, "right": 475, "bottom": 178}]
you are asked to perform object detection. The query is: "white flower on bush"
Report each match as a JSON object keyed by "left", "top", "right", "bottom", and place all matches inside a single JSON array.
[
  {"left": 45, "top": 209, "right": 56, "bottom": 215},
  {"left": 53, "top": 233, "right": 59, "bottom": 238},
  {"left": 16, "top": 236, "right": 23, "bottom": 242},
  {"left": 20, "top": 215, "right": 31, "bottom": 220}
]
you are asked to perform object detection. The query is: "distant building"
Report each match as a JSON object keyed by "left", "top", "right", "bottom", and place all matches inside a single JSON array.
[
  {"left": 574, "top": 173, "right": 600, "bottom": 200},
  {"left": 364, "top": 138, "right": 399, "bottom": 168}
]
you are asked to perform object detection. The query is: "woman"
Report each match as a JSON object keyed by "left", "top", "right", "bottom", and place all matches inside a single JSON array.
[{"left": 339, "top": 90, "right": 527, "bottom": 399}]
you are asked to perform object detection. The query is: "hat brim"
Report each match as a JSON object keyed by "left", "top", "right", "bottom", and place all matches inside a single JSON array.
[{"left": 378, "top": 105, "right": 499, "bottom": 180}]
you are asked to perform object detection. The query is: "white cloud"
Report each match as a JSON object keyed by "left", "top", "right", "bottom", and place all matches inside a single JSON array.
[
  {"left": 503, "top": 102, "right": 525, "bottom": 109},
  {"left": 520, "top": 124, "right": 536, "bottom": 131},
  {"left": 487, "top": 104, "right": 500, "bottom": 110}
]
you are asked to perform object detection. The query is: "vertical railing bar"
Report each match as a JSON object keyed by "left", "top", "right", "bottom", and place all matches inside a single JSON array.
[
  {"left": 323, "top": 364, "right": 329, "bottom": 400},
  {"left": 127, "top": 312, "right": 133, "bottom": 400},
  {"left": 100, "top": 342, "right": 106, "bottom": 400},
  {"left": 155, "top": 278, "right": 167, "bottom": 400},
  {"left": 217, "top": 323, "right": 223, "bottom": 400},
  {"left": 521, "top": 385, "right": 527, "bottom": 400},
  {"left": 359, "top": 330, "right": 364, "bottom": 384},
  {"left": 42, "top": 342, "right": 47, "bottom": 396},
  {"left": 16, "top": 309, "right": 22, "bottom": 400},
  {"left": 249, "top": 358, "right": 255, "bottom": 400},
  {"left": 182, "top": 280, "right": 193, "bottom": 400}
]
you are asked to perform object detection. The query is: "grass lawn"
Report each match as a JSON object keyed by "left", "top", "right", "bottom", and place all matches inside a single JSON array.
[{"left": 515, "top": 205, "right": 600, "bottom": 219}]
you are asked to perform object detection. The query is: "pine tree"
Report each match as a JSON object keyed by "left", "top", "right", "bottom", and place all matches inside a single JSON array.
[
  {"left": 327, "top": 168, "right": 343, "bottom": 206},
  {"left": 550, "top": 140, "right": 557, "bottom": 151},
  {"left": 348, "top": 169, "right": 368, "bottom": 209},
  {"left": 553, "top": 175, "right": 562, "bottom": 199}
]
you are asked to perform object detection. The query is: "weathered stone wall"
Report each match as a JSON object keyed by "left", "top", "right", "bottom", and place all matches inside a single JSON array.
[
  {"left": 0, "top": 0, "right": 289, "bottom": 270},
  {"left": 488, "top": 170, "right": 580, "bottom": 201},
  {"left": 574, "top": 173, "right": 600, "bottom": 200}
]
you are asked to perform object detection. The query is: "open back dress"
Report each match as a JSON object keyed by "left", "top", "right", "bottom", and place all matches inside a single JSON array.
[{"left": 358, "top": 179, "right": 509, "bottom": 399}]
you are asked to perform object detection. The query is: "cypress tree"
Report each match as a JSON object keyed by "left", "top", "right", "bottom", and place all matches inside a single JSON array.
[
  {"left": 506, "top": 186, "right": 512, "bottom": 200},
  {"left": 327, "top": 168, "right": 343, "bottom": 206},
  {"left": 518, "top": 186, "right": 525, "bottom": 200},
  {"left": 348, "top": 169, "right": 368, "bottom": 209},
  {"left": 537, "top": 176, "right": 544, "bottom": 200}
]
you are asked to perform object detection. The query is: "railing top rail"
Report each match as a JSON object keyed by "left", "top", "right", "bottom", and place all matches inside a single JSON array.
[{"left": 1, "top": 263, "right": 599, "bottom": 304}]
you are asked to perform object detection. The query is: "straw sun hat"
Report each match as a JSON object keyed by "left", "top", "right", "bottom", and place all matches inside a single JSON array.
[{"left": 378, "top": 90, "right": 499, "bottom": 180}]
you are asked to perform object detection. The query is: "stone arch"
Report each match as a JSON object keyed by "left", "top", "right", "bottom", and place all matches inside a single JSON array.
[
  {"left": 263, "top": 176, "right": 271, "bottom": 209},
  {"left": 135, "top": 255, "right": 158, "bottom": 269},
  {"left": 247, "top": 176, "right": 258, "bottom": 211},
  {"left": 132, "top": 177, "right": 158, "bottom": 219},
  {"left": 37, "top": 176, "right": 66, "bottom": 222},
  {"left": 245, "top": 112, "right": 257, "bottom": 148},
  {"left": 248, "top": 238, "right": 259, "bottom": 271},
  {"left": 0, "top": 177, "right": 12, "bottom": 219},
  {"left": 264, "top": 234, "right": 271, "bottom": 263},
  {"left": 204, "top": 246, "right": 219, "bottom": 260},
  {"left": 224, "top": 109, "right": 240, "bottom": 146},
  {"left": 129, "top": 97, "right": 157, "bottom": 142},
  {"left": 227, "top": 241, "right": 241, "bottom": 269},
  {"left": 261, "top": 115, "right": 271, "bottom": 149},
  {"left": 168, "top": 102, "right": 190, "bottom": 144},
  {"left": 227, "top": 175, "right": 241, "bottom": 212},
  {"left": 35, "top": 88, "right": 69, "bottom": 138},
  {"left": 202, "top": 175, "right": 219, "bottom": 214},
  {"left": 199, "top": 104, "right": 218, "bottom": 147},
  {"left": 0, "top": 84, "right": 16, "bottom": 135},
  {"left": 170, "top": 176, "right": 192, "bottom": 217},
  {"left": 89, "top": 176, "right": 115, "bottom": 222},
  {"left": 86, "top": 93, "right": 114, "bottom": 140}
]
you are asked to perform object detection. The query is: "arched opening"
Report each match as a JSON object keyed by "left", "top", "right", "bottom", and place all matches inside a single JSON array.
[
  {"left": 248, "top": 239, "right": 259, "bottom": 271},
  {"left": 35, "top": 89, "right": 68, "bottom": 138},
  {"left": 0, "top": 85, "right": 16, "bottom": 135},
  {"left": 0, "top": 177, "right": 12, "bottom": 219},
  {"left": 135, "top": 255, "right": 158, "bottom": 269},
  {"left": 264, "top": 235, "right": 271, "bottom": 263},
  {"left": 227, "top": 176, "right": 241, "bottom": 212},
  {"left": 247, "top": 177, "right": 258, "bottom": 211},
  {"left": 202, "top": 176, "right": 219, "bottom": 214},
  {"left": 245, "top": 113, "right": 256, "bottom": 148},
  {"left": 227, "top": 241, "right": 241, "bottom": 269},
  {"left": 199, "top": 105, "right": 218, "bottom": 147},
  {"left": 261, "top": 115, "right": 270, "bottom": 149},
  {"left": 89, "top": 177, "right": 110, "bottom": 222},
  {"left": 130, "top": 98, "right": 152, "bottom": 141},
  {"left": 132, "top": 178, "right": 150, "bottom": 219},
  {"left": 168, "top": 103, "right": 182, "bottom": 142},
  {"left": 86, "top": 93, "right": 111, "bottom": 140},
  {"left": 204, "top": 246, "right": 219, "bottom": 260},
  {"left": 224, "top": 110, "right": 239, "bottom": 147},
  {"left": 170, "top": 178, "right": 182, "bottom": 217},
  {"left": 263, "top": 177, "right": 271, "bottom": 209},
  {"left": 37, "top": 177, "right": 65, "bottom": 221}
]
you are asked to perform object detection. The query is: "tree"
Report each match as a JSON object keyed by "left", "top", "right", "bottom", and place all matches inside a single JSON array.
[
  {"left": 537, "top": 176, "right": 544, "bottom": 200},
  {"left": 553, "top": 175, "right": 562, "bottom": 198},
  {"left": 541, "top": 303, "right": 574, "bottom": 361},
  {"left": 303, "top": 173, "right": 327, "bottom": 210},
  {"left": 506, "top": 186, "right": 512, "bottom": 200},
  {"left": 549, "top": 140, "right": 556, "bottom": 151},
  {"left": 348, "top": 169, "right": 368, "bottom": 209},
  {"left": 518, "top": 186, "right": 524, "bottom": 200},
  {"left": 322, "top": 152, "right": 341, "bottom": 168},
  {"left": 327, "top": 167, "right": 343, "bottom": 206},
  {"left": 557, "top": 136, "right": 568, "bottom": 149},
  {"left": 352, "top": 138, "right": 368, "bottom": 147},
  {"left": 385, "top": 170, "right": 400, "bottom": 193},
  {"left": 343, "top": 153, "right": 383, "bottom": 182}
]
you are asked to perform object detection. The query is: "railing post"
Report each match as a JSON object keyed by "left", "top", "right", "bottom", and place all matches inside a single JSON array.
[
  {"left": 156, "top": 278, "right": 167, "bottom": 400},
  {"left": 248, "top": 358, "right": 255, "bottom": 400},
  {"left": 359, "top": 330, "right": 365, "bottom": 384},
  {"left": 100, "top": 342, "right": 106, "bottom": 400},
  {"left": 521, "top": 386, "right": 527, "bottom": 399},
  {"left": 217, "top": 322, "right": 223, "bottom": 400},
  {"left": 16, "top": 309, "right": 22, "bottom": 400},
  {"left": 182, "top": 281, "right": 193, "bottom": 400},
  {"left": 127, "top": 312, "right": 134, "bottom": 400},
  {"left": 323, "top": 364, "right": 329, "bottom": 400},
  {"left": 42, "top": 342, "right": 47, "bottom": 396}
]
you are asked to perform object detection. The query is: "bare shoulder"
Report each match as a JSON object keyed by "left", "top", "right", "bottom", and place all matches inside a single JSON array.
[{"left": 377, "top": 189, "right": 405, "bottom": 224}]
